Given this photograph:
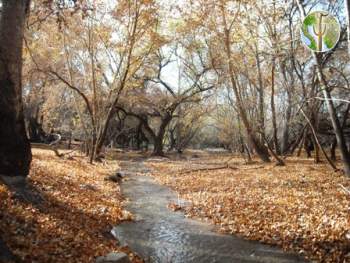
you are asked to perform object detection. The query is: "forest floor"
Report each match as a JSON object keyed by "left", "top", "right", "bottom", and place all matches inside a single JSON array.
[
  {"left": 0, "top": 148, "right": 141, "bottom": 263},
  {"left": 1, "top": 149, "right": 350, "bottom": 263},
  {"left": 142, "top": 150, "right": 350, "bottom": 263}
]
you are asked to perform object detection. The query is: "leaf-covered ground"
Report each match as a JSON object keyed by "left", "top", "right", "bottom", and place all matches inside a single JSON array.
[
  {"left": 146, "top": 152, "right": 350, "bottom": 263},
  {"left": 0, "top": 149, "right": 140, "bottom": 263}
]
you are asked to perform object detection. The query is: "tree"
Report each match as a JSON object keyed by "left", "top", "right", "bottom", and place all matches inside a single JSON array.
[
  {"left": 118, "top": 44, "right": 216, "bottom": 156},
  {"left": 296, "top": 0, "right": 350, "bottom": 176},
  {"left": 345, "top": 0, "right": 350, "bottom": 56},
  {"left": 0, "top": 0, "right": 32, "bottom": 178},
  {"left": 193, "top": 0, "right": 271, "bottom": 162},
  {"left": 27, "top": 0, "right": 159, "bottom": 162}
]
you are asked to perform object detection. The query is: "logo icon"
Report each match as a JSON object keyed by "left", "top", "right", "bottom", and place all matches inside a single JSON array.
[{"left": 301, "top": 11, "right": 340, "bottom": 52}]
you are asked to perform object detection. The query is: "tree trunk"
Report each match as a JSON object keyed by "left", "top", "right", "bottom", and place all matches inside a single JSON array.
[
  {"left": 345, "top": 0, "right": 350, "bottom": 56},
  {"left": 256, "top": 49, "right": 265, "bottom": 136},
  {"left": 289, "top": 124, "right": 307, "bottom": 156},
  {"left": 0, "top": 0, "right": 32, "bottom": 177},
  {"left": 262, "top": 137, "right": 285, "bottom": 166},
  {"left": 331, "top": 139, "right": 337, "bottom": 161},
  {"left": 152, "top": 136, "right": 165, "bottom": 156},
  {"left": 281, "top": 91, "right": 292, "bottom": 154},
  {"left": 304, "top": 134, "right": 313, "bottom": 158},
  {"left": 245, "top": 143, "right": 253, "bottom": 163},
  {"left": 297, "top": 131, "right": 306, "bottom": 157},
  {"left": 168, "top": 128, "right": 176, "bottom": 152},
  {"left": 311, "top": 112, "right": 320, "bottom": 163},
  {"left": 312, "top": 134, "right": 320, "bottom": 163},
  {"left": 89, "top": 133, "right": 96, "bottom": 163},
  {"left": 270, "top": 58, "right": 279, "bottom": 154},
  {"left": 151, "top": 116, "right": 172, "bottom": 156},
  {"left": 331, "top": 103, "right": 350, "bottom": 161}
]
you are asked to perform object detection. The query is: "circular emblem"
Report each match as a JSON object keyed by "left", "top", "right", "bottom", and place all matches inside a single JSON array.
[{"left": 301, "top": 11, "right": 341, "bottom": 52}]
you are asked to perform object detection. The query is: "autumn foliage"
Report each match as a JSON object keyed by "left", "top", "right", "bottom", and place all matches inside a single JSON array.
[{"left": 0, "top": 149, "right": 139, "bottom": 263}]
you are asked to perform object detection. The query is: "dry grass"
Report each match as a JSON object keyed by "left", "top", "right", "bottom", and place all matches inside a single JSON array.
[
  {"left": 0, "top": 148, "right": 140, "bottom": 263},
  {"left": 147, "top": 153, "right": 350, "bottom": 263}
]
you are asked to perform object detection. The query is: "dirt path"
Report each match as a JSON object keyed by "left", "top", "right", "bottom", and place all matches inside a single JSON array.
[{"left": 113, "top": 160, "right": 307, "bottom": 263}]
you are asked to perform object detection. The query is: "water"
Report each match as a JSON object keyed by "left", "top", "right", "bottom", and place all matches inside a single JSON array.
[{"left": 113, "top": 161, "right": 307, "bottom": 263}]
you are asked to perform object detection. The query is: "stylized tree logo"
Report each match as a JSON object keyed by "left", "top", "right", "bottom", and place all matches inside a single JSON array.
[
  {"left": 301, "top": 11, "right": 340, "bottom": 53},
  {"left": 313, "top": 12, "right": 328, "bottom": 52}
]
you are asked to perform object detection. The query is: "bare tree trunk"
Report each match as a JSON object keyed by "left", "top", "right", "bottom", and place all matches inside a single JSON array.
[
  {"left": 151, "top": 116, "right": 172, "bottom": 156},
  {"left": 331, "top": 103, "right": 350, "bottom": 161},
  {"left": 139, "top": 114, "right": 172, "bottom": 157},
  {"left": 89, "top": 133, "right": 97, "bottom": 163},
  {"left": 311, "top": 134, "right": 321, "bottom": 163},
  {"left": 331, "top": 139, "right": 337, "bottom": 161},
  {"left": 345, "top": 0, "right": 350, "bottom": 56},
  {"left": 167, "top": 128, "right": 176, "bottom": 152},
  {"left": 256, "top": 49, "right": 265, "bottom": 136},
  {"left": 263, "top": 137, "right": 285, "bottom": 166},
  {"left": 153, "top": 136, "right": 165, "bottom": 156},
  {"left": 281, "top": 92, "right": 292, "bottom": 154},
  {"left": 0, "top": 0, "right": 32, "bottom": 177},
  {"left": 270, "top": 58, "right": 279, "bottom": 154},
  {"left": 304, "top": 133, "right": 313, "bottom": 158},
  {"left": 297, "top": 131, "right": 306, "bottom": 157},
  {"left": 289, "top": 124, "right": 307, "bottom": 156},
  {"left": 311, "top": 111, "right": 321, "bottom": 163},
  {"left": 245, "top": 143, "right": 253, "bottom": 163}
]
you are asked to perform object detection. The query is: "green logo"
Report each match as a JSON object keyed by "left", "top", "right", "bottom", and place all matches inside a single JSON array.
[{"left": 301, "top": 11, "right": 341, "bottom": 52}]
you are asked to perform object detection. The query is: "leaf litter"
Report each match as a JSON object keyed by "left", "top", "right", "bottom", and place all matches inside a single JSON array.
[
  {"left": 147, "top": 154, "right": 350, "bottom": 263},
  {"left": 0, "top": 149, "right": 142, "bottom": 263}
]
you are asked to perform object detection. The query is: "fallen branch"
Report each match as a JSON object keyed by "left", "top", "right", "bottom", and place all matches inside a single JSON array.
[
  {"left": 31, "top": 133, "right": 64, "bottom": 158},
  {"left": 192, "top": 155, "right": 238, "bottom": 166},
  {"left": 31, "top": 143, "right": 63, "bottom": 157},
  {"left": 179, "top": 164, "right": 237, "bottom": 174}
]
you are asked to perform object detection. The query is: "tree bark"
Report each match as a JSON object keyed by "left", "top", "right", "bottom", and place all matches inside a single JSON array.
[
  {"left": 255, "top": 49, "right": 265, "bottom": 136},
  {"left": 262, "top": 137, "right": 285, "bottom": 166},
  {"left": 331, "top": 103, "right": 350, "bottom": 161},
  {"left": 150, "top": 115, "right": 172, "bottom": 156},
  {"left": 153, "top": 136, "right": 165, "bottom": 156},
  {"left": 345, "top": 0, "right": 350, "bottom": 56},
  {"left": 0, "top": 0, "right": 32, "bottom": 177},
  {"left": 289, "top": 124, "right": 307, "bottom": 156},
  {"left": 311, "top": 110, "right": 320, "bottom": 163},
  {"left": 281, "top": 91, "right": 292, "bottom": 154},
  {"left": 270, "top": 58, "right": 279, "bottom": 154},
  {"left": 297, "top": 130, "right": 306, "bottom": 157}
]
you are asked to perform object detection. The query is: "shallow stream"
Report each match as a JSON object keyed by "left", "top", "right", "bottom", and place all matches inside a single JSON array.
[{"left": 113, "top": 160, "right": 307, "bottom": 263}]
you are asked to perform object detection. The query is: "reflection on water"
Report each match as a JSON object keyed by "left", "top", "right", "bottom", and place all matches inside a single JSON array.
[{"left": 113, "top": 161, "right": 307, "bottom": 263}]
